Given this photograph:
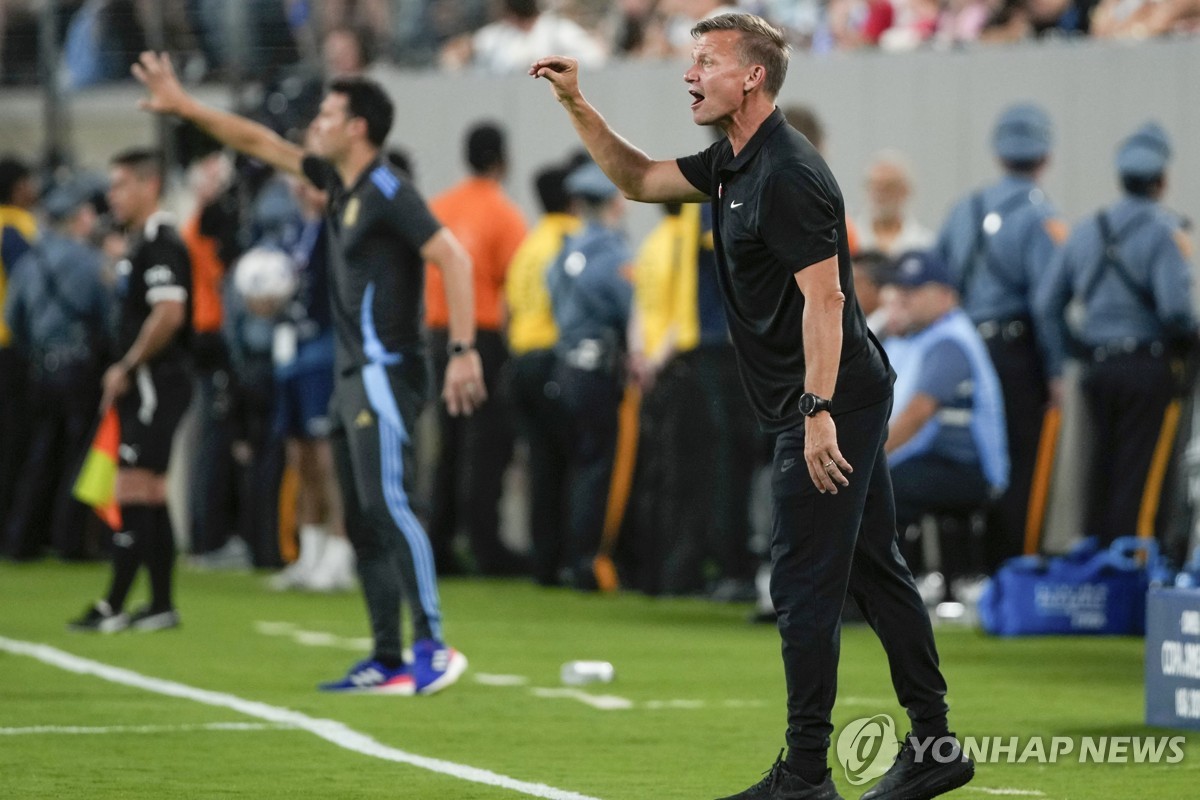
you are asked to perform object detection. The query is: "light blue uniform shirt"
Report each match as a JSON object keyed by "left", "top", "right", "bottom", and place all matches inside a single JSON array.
[
  {"left": 936, "top": 175, "right": 1062, "bottom": 326},
  {"left": 1035, "top": 195, "right": 1195, "bottom": 377},
  {"left": 4, "top": 230, "right": 109, "bottom": 361},
  {"left": 547, "top": 222, "right": 633, "bottom": 354}
]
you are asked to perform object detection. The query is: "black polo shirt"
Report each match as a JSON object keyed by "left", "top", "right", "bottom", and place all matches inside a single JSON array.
[
  {"left": 116, "top": 211, "right": 192, "bottom": 365},
  {"left": 676, "top": 108, "right": 892, "bottom": 433},
  {"left": 302, "top": 155, "right": 442, "bottom": 375}
]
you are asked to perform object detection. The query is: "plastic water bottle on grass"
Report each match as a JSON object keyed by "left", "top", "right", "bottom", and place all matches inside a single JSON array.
[{"left": 561, "top": 661, "right": 615, "bottom": 685}]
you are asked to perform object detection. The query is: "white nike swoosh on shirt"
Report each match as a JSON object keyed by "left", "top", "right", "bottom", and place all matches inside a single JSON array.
[{"left": 730, "top": 201, "right": 743, "bottom": 208}]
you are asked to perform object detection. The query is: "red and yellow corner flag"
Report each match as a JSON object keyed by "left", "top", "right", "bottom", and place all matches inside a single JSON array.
[{"left": 72, "top": 408, "right": 122, "bottom": 530}]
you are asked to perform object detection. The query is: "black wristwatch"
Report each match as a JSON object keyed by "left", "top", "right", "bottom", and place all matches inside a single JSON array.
[
  {"left": 798, "top": 392, "right": 832, "bottom": 417},
  {"left": 447, "top": 340, "right": 475, "bottom": 358}
]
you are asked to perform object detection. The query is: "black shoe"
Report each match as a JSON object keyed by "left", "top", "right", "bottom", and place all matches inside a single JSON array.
[
  {"left": 67, "top": 600, "right": 130, "bottom": 633},
  {"left": 860, "top": 732, "right": 974, "bottom": 800},
  {"left": 715, "top": 752, "right": 844, "bottom": 800}
]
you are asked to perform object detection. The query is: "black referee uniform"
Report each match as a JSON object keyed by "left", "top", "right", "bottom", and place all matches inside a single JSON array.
[
  {"left": 108, "top": 212, "right": 194, "bottom": 615},
  {"left": 300, "top": 155, "right": 445, "bottom": 664},
  {"left": 676, "top": 109, "right": 953, "bottom": 781}
]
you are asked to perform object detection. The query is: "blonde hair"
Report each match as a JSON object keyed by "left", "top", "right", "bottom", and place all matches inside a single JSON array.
[{"left": 691, "top": 13, "right": 790, "bottom": 98}]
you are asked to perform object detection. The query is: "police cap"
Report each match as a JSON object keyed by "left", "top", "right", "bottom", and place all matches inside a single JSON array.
[
  {"left": 1116, "top": 122, "right": 1171, "bottom": 179},
  {"left": 565, "top": 162, "right": 620, "bottom": 202},
  {"left": 992, "top": 103, "right": 1053, "bottom": 162}
]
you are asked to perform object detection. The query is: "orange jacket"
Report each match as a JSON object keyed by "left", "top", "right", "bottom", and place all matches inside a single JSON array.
[
  {"left": 181, "top": 214, "right": 225, "bottom": 334},
  {"left": 425, "top": 177, "right": 527, "bottom": 332}
]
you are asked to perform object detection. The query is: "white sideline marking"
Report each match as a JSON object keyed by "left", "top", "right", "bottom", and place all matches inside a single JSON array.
[
  {"left": 531, "top": 688, "right": 634, "bottom": 711},
  {"left": 837, "top": 696, "right": 890, "bottom": 707},
  {"left": 0, "top": 636, "right": 602, "bottom": 800},
  {"left": 966, "top": 789, "right": 1047, "bottom": 797},
  {"left": 255, "top": 622, "right": 767, "bottom": 711},
  {"left": 642, "top": 700, "right": 705, "bottom": 710},
  {"left": 474, "top": 673, "right": 530, "bottom": 686},
  {"left": 721, "top": 700, "right": 768, "bottom": 709},
  {"left": 255, "top": 621, "right": 373, "bottom": 652},
  {"left": 0, "top": 722, "right": 294, "bottom": 736}
]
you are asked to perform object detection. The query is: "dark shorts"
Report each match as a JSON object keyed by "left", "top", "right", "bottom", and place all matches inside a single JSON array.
[
  {"left": 275, "top": 364, "right": 334, "bottom": 440},
  {"left": 275, "top": 334, "right": 335, "bottom": 440},
  {"left": 116, "top": 360, "right": 193, "bottom": 473}
]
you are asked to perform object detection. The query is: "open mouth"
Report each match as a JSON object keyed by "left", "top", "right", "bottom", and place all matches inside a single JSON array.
[{"left": 689, "top": 90, "right": 704, "bottom": 109}]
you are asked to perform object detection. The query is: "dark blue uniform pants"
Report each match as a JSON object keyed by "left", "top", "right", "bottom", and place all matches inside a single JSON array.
[
  {"left": 557, "top": 361, "right": 621, "bottom": 590},
  {"left": 505, "top": 348, "right": 570, "bottom": 586},
  {"left": 771, "top": 397, "right": 950, "bottom": 771},
  {"left": 1081, "top": 352, "right": 1176, "bottom": 545},
  {"left": 984, "top": 332, "right": 1047, "bottom": 570},
  {"left": 4, "top": 374, "right": 99, "bottom": 559},
  {"left": 428, "top": 328, "right": 518, "bottom": 574}
]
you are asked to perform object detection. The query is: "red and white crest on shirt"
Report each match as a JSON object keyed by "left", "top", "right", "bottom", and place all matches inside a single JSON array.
[{"left": 718, "top": 183, "right": 723, "bottom": 199}]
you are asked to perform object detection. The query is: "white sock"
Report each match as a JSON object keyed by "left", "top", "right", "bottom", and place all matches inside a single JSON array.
[
  {"left": 294, "top": 524, "right": 330, "bottom": 575},
  {"left": 308, "top": 534, "right": 356, "bottom": 591}
]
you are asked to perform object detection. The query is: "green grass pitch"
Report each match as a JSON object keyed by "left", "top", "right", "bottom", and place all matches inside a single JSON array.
[{"left": 1, "top": 560, "right": 1195, "bottom": 798}]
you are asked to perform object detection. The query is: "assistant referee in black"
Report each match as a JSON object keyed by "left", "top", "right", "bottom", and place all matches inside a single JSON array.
[{"left": 535, "top": 14, "right": 971, "bottom": 800}]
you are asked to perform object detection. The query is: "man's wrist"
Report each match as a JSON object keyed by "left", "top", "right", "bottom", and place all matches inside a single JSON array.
[
  {"left": 447, "top": 340, "right": 475, "bottom": 358},
  {"left": 117, "top": 357, "right": 137, "bottom": 372},
  {"left": 799, "top": 392, "right": 833, "bottom": 417}
]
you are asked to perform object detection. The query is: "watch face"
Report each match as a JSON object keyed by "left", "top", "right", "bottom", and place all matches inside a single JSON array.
[{"left": 799, "top": 394, "right": 814, "bottom": 415}]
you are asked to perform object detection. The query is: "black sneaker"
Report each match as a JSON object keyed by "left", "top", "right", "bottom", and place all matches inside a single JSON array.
[
  {"left": 67, "top": 600, "right": 129, "bottom": 633},
  {"left": 715, "top": 752, "right": 844, "bottom": 800},
  {"left": 860, "top": 732, "right": 974, "bottom": 800},
  {"left": 128, "top": 606, "right": 181, "bottom": 631}
]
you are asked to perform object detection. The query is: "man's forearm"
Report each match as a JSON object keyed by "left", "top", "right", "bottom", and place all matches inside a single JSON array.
[
  {"left": 886, "top": 395, "right": 938, "bottom": 454},
  {"left": 802, "top": 299, "right": 843, "bottom": 400},
  {"left": 560, "top": 97, "right": 657, "bottom": 200},
  {"left": 439, "top": 253, "right": 477, "bottom": 346},
  {"left": 120, "top": 303, "right": 185, "bottom": 370}
]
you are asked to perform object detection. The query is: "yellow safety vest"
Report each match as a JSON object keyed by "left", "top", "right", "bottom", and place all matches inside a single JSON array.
[{"left": 505, "top": 213, "right": 580, "bottom": 355}]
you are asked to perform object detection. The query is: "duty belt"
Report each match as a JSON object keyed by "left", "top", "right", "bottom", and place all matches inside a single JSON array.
[
  {"left": 977, "top": 317, "right": 1030, "bottom": 343},
  {"left": 1089, "top": 338, "right": 1164, "bottom": 362},
  {"left": 562, "top": 338, "right": 611, "bottom": 372}
]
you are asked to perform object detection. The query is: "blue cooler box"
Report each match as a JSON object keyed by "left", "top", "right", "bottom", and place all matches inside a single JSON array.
[{"left": 1145, "top": 587, "right": 1200, "bottom": 731}]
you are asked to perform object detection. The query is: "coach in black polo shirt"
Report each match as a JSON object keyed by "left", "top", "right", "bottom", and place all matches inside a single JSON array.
[{"left": 535, "top": 14, "right": 971, "bottom": 800}]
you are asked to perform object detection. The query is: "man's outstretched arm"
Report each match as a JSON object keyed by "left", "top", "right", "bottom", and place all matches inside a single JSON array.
[
  {"left": 530, "top": 56, "right": 707, "bottom": 204},
  {"left": 133, "top": 52, "right": 304, "bottom": 178}
]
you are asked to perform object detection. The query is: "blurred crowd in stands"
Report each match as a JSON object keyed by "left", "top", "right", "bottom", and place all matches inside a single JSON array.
[{"left": 2, "top": 0, "right": 1199, "bottom": 87}]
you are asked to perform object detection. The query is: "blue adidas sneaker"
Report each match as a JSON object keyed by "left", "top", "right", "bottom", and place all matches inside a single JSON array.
[
  {"left": 319, "top": 658, "right": 415, "bottom": 694},
  {"left": 411, "top": 639, "right": 468, "bottom": 695}
]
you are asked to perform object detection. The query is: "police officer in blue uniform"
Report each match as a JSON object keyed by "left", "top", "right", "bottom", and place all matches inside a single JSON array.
[
  {"left": 1036, "top": 122, "right": 1196, "bottom": 546},
  {"left": 935, "top": 103, "right": 1065, "bottom": 569},
  {"left": 3, "top": 175, "right": 111, "bottom": 560},
  {"left": 547, "top": 162, "right": 634, "bottom": 591}
]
